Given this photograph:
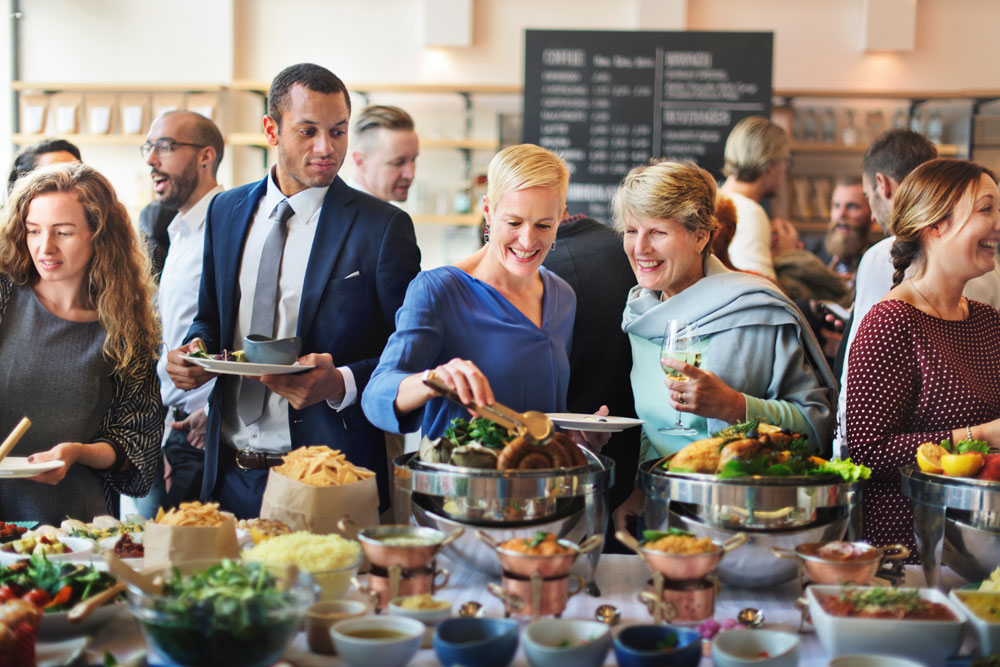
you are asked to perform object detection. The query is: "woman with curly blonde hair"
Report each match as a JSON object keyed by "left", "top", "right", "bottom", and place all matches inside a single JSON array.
[{"left": 0, "top": 163, "right": 162, "bottom": 523}]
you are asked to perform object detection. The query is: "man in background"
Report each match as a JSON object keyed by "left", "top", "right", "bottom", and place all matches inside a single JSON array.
[
  {"left": 134, "top": 110, "right": 224, "bottom": 517},
  {"left": 719, "top": 116, "right": 790, "bottom": 280},
  {"left": 806, "top": 176, "right": 874, "bottom": 279},
  {"left": 167, "top": 63, "right": 420, "bottom": 518},
  {"left": 7, "top": 138, "right": 81, "bottom": 193},
  {"left": 348, "top": 105, "right": 418, "bottom": 203}
]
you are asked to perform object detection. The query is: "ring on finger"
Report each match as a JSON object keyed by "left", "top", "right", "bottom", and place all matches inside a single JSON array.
[{"left": 678, "top": 393, "right": 686, "bottom": 405}]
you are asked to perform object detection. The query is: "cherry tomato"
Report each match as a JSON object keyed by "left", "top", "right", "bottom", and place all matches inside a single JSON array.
[
  {"left": 22, "top": 587, "right": 51, "bottom": 608},
  {"left": 0, "top": 585, "right": 17, "bottom": 602}
]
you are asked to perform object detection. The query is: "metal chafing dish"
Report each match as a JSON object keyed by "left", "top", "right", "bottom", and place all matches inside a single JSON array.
[
  {"left": 640, "top": 459, "right": 862, "bottom": 588},
  {"left": 900, "top": 465, "right": 1000, "bottom": 586},
  {"left": 393, "top": 451, "right": 613, "bottom": 591}
]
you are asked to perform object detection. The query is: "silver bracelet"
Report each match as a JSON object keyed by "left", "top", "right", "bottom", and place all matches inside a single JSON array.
[{"left": 967, "top": 425, "right": 974, "bottom": 442}]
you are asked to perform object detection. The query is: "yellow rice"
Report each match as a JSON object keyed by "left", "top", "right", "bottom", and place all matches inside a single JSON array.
[{"left": 243, "top": 531, "right": 361, "bottom": 600}]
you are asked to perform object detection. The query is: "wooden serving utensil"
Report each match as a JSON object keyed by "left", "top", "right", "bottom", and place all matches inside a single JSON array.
[
  {"left": 0, "top": 417, "right": 31, "bottom": 466},
  {"left": 67, "top": 580, "right": 126, "bottom": 623},
  {"left": 102, "top": 550, "right": 163, "bottom": 596}
]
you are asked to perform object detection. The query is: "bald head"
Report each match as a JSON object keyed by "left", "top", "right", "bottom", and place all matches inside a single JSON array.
[
  {"left": 158, "top": 110, "right": 225, "bottom": 175},
  {"left": 145, "top": 110, "right": 224, "bottom": 213}
]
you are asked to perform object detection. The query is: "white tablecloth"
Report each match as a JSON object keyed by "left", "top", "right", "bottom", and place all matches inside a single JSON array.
[{"left": 53, "top": 554, "right": 970, "bottom": 666}]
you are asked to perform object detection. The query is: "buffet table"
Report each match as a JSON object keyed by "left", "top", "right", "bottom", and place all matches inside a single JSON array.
[{"left": 56, "top": 554, "right": 971, "bottom": 667}]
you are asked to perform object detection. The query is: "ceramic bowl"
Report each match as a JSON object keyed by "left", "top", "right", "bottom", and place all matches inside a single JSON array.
[
  {"left": 711, "top": 629, "right": 800, "bottom": 667},
  {"left": 306, "top": 599, "right": 368, "bottom": 655},
  {"left": 523, "top": 618, "right": 612, "bottom": 667},
  {"left": 827, "top": 656, "right": 925, "bottom": 667},
  {"left": 612, "top": 624, "right": 701, "bottom": 667},
  {"left": 434, "top": 617, "right": 519, "bottom": 667},
  {"left": 242, "top": 334, "right": 301, "bottom": 365},
  {"left": 949, "top": 589, "right": 1000, "bottom": 655},
  {"left": 388, "top": 595, "right": 452, "bottom": 625},
  {"left": 806, "top": 585, "right": 965, "bottom": 662},
  {"left": 0, "top": 535, "right": 94, "bottom": 565},
  {"left": 331, "top": 616, "right": 424, "bottom": 667}
]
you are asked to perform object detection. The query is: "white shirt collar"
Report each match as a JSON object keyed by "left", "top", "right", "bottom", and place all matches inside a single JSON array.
[
  {"left": 168, "top": 184, "right": 223, "bottom": 241},
  {"left": 265, "top": 167, "right": 330, "bottom": 224}
]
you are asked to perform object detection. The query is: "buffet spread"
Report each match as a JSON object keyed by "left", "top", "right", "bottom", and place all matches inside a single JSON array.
[{"left": 4, "top": 410, "right": 1000, "bottom": 667}]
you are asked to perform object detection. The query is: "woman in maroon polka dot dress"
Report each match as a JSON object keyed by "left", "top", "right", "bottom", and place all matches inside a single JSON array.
[{"left": 847, "top": 159, "right": 1000, "bottom": 561}]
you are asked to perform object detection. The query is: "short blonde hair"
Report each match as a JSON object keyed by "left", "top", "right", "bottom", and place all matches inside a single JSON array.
[
  {"left": 485, "top": 144, "right": 569, "bottom": 207},
  {"left": 611, "top": 161, "right": 718, "bottom": 255},
  {"left": 890, "top": 158, "right": 998, "bottom": 287},
  {"left": 723, "top": 116, "right": 789, "bottom": 182}
]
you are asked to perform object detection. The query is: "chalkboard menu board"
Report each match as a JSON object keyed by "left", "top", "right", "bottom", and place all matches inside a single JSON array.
[{"left": 523, "top": 30, "right": 773, "bottom": 219}]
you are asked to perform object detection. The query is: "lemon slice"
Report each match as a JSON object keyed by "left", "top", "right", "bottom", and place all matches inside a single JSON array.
[
  {"left": 916, "top": 442, "right": 946, "bottom": 474},
  {"left": 941, "top": 452, "right": 985, "bottom": 477}
]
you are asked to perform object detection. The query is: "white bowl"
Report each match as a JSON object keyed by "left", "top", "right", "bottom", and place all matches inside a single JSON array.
[
  {"left": 39, "top": 601, "right": 125, "bottom": 640},
  {"left": 712, "top": 629, "right": 800, "bottom": 667},
  {"left": 331, "top": 615, "right": 424, "bottom": 667},
  {"left": 523, "top": 618, "right": 612, "bottom": 667},
  {"left": 806, "top": 585, "right": 966, "bottom": 662},
  {"left": 828, "top": 656, "right": 925, "bottom": 667},
  {"left": 949, "top": 589, "right": 1000, "bottom": 655},
  {"left": 0, "top": 535, "right": 94, "bottom": 564},
  {"left": 387, "top": 596, "right": 452, "bottom": 625}
]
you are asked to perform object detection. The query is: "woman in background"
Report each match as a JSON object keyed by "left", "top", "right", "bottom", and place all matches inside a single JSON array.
[{"left": 0, "top": 163, "right": 162, "bottom": 523}]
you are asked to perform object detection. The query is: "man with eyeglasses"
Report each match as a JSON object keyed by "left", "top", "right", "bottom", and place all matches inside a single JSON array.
[
  {"left": 166, "top": 63, "right": 421, "bottom": 519},
  {"left": 132, "top": 110, "right": 224, "bottom": 518}
]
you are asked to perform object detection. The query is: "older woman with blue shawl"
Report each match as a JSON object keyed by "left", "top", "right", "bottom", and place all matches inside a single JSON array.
[{"left": 611, "top": 161, "right": 835, "bottom": 532}]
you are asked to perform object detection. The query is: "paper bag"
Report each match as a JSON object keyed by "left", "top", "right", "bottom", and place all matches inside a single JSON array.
[
  {"left": 143, "top": 513, "right": 241, "bottom": 568},
  {"left": 259, "top": 469, "right": 379, "bottom": 537},
  {"left": 119, "top": 93, "right": 148, "bottom": 135},
  {"left": 85, "top": 93, "right": 116, "bottom": 135}
]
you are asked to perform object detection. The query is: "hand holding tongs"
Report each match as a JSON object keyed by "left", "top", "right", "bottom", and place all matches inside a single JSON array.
[{"left": 422, "top": 370, "right": 553, "bottom": 442}]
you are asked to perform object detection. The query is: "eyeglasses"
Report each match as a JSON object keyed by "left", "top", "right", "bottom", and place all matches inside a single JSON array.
[{"left": 139, "top": 138, "right": 207, "bottom": 159}]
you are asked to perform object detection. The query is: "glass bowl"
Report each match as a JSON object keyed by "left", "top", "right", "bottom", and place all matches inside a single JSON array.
[{"left": 124, "top": 559, "right": 317, "bottom": 667}]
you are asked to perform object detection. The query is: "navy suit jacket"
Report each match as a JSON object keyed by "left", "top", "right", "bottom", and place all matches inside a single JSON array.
[{"left": 185, "top": 175, "right": 421, "bottom": 508}]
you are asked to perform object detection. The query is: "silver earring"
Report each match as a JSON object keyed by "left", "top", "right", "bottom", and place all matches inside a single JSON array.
[
  {"left": 550, "top": 240, "right": 556, "bottom": 251},
  {"left": 483, "top": 227, "right": 490, "bottom": 244}
]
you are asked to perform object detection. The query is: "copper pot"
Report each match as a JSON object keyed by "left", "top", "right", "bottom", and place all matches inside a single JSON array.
[
  {"left": 352, "top": 563, "right": 450, "bottom": 611},
  {"left": 771, "top": 541, "right": 909, "bottom": 585},
  {"left": 487, "top": 572, "right": 585, "bottom": 620},
  {"left": 341, "top": 520, "right": 463, "bottom": 571},
  {"left": 616, "top": 530, "right": 746, "bottom": 581},
  {"left": 638, "top": 576, "right": 719, "bottom": 624},
  {"left": 477, "top": 531, "right": 602, "bottom": 578}
]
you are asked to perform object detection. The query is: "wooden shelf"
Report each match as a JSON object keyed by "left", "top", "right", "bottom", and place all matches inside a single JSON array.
[
  {"left": 228, "top": 133, "right": 497, "bottom": 151},
  {"left": 412, "top": 213, "right": 481, "bottom": 226},
  {"left": 791, "top": 142, "right": 959, "bottom": 156},
  {"left": 230, "top": 80, "right": 522, "bottom": 95},
  {"left": 12, "top": 81, "right": 224, "bottom": 93},
  {"left": 12, "top": 133, "right": 144, "bottom": 146}
]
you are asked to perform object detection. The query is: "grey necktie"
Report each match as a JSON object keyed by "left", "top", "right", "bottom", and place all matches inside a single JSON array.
[{"left": 238, "top": 199, "right": 294, "bottom": 426}]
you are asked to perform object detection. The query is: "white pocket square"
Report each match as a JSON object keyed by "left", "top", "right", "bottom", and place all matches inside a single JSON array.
[{"left": 344, "top": 271, "right": 360, "bottom": 279}]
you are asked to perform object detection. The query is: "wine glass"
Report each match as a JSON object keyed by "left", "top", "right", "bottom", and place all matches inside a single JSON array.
[{"left": 659, "top": 319, "right": 701, "bottom": 435}]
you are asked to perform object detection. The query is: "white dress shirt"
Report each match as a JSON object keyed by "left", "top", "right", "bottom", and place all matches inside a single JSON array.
[
  {"left": 833, "top": 236, "right": 1000, "bottom": 454},
  {"left": 221, "top": 170, "right": 357, "bottom": 453},
  {"left": 726, "top": 191, "right": 777, "bottom": 279},
  {"left": 156, "top": 185, "right": 222, "bottom": 414}
]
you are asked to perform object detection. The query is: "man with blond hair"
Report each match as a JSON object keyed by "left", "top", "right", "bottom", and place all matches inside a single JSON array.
[
  {"left": 348, "top": 105, "right": 418, "bottom": 203},
  {"left": 719, "top": 116, "right": 791, "bottom": 280}
]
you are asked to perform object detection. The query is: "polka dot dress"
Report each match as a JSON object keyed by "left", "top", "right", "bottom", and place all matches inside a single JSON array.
[{"left": 846, "top": 299, "right": 1000, "bottom": 562}]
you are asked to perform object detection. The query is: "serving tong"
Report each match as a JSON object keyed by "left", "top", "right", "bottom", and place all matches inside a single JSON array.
[{"left": 422, "top": 370, "right": 553, "bottom": 442}]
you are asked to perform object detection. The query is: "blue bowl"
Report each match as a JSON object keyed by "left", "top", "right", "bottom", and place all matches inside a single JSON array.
[
  {"left": 613, "top": 624, "right": 702, "bottom": 667},
  {"left": 242, "top": 334, "right": 301, "bottom": 365},
  {"left": 434, "top": 617, "right": 519, "bottom": 667}
]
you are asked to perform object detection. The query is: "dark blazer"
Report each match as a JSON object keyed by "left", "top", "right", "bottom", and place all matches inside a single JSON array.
[
  {"left": 542, "top": 218, "right": 640, "bottom": 517},
  {"left": 138, "top": 202, "right": 176, "bottom": 283},
  {"left": 185, "top": 175, "right": 421, "bottom": 508}
]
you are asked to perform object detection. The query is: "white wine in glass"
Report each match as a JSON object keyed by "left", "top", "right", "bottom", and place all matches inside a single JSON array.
[{"left": 659, "top": 319, "right": 701, "bottom": 435}]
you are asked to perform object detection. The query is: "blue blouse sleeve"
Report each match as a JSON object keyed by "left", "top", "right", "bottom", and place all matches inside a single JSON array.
[{"left": 361, "top": 273, "right": 445, "bottom": 434}]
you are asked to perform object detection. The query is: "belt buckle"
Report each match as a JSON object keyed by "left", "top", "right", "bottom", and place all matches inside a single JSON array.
[{"left": 236, "top": 449, "right": 257, "bottom": 471}]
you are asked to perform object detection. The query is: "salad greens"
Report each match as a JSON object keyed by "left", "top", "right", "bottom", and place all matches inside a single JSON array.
[
  {"left": 941, "top": 438, "right": 990, "bottom": 455},
  {"left": 0, "top": 552, "right": 117, "bottom": 611},
  {"left": 716, "top": 454, "right": 870, "bottom": 482},
  {"left": 444, "top": 417, "right": 514, "bottom": 450}
]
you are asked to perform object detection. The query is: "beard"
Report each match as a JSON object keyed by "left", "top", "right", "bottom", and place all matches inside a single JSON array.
[
  {"left": 824, "top": 226, "right": 868, "bottom": 267},
  {"left": 154, "top": 161, "right": 199, "bottom": 210}
]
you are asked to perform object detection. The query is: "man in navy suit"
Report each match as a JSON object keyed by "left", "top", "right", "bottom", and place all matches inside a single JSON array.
[{"left": 166, "top": 63, "right": 420, "bottom": 518}]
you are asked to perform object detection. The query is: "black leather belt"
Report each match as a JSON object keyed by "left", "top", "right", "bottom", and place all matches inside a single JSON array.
[{"left": 235, "top": 449, "right": 286, "bottom": 470}]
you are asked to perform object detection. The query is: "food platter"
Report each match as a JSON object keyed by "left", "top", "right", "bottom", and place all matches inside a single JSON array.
[
  {"left": 0, "top": 457, "right": 64, "bottom": 478},
  {"left": 544, "top": 413, "right": 644, "bottom": 433},
  {"left": 181, "top": 355, "right": 314, "bottom": 376}
]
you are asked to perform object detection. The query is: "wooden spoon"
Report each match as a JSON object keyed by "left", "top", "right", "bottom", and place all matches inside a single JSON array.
[
  {"left": 102, "top": 550, "right": 163, "bottom": 596},
  {"left": 67, "top": 580, "right": 126, "bottom": 623},
  {"left": 0, "top": 417, "right": 31, "bottom": 465}
]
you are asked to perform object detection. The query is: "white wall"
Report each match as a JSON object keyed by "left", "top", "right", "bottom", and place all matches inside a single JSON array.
[{"left": 5, "top": 0, "right": 1000, "bottom": 266}]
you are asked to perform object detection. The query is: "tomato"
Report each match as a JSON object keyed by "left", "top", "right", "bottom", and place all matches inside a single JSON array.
[
  {"left": 22, "top": 587, "right": 51, "bottom": 608},
  {"left": 0, "top": 585, "right": 17, "bottom": 602}
]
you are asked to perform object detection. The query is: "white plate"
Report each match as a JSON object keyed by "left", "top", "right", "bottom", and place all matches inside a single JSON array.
[
  {"left": 182, "top": 355, "right": 314, "bottom": 376},
  {"left": 0, "top": 457, "right": 64, "bottom": 478},
  {"left": 545, "top": 413, "right": 644, "bottom": 432},
  {"left": 36, "top": 636, "right": 89, "bottom": 666},
  {"left": 0, "top": 536, "right": 95, "bottom": 565},
  {"left": 38, "top": 602, "right": 124, "bottom": 640}
]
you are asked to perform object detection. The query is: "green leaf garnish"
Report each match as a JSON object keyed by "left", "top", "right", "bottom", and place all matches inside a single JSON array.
[{"left": 642, "top": 528, "right": 694, "bottom": 541}]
